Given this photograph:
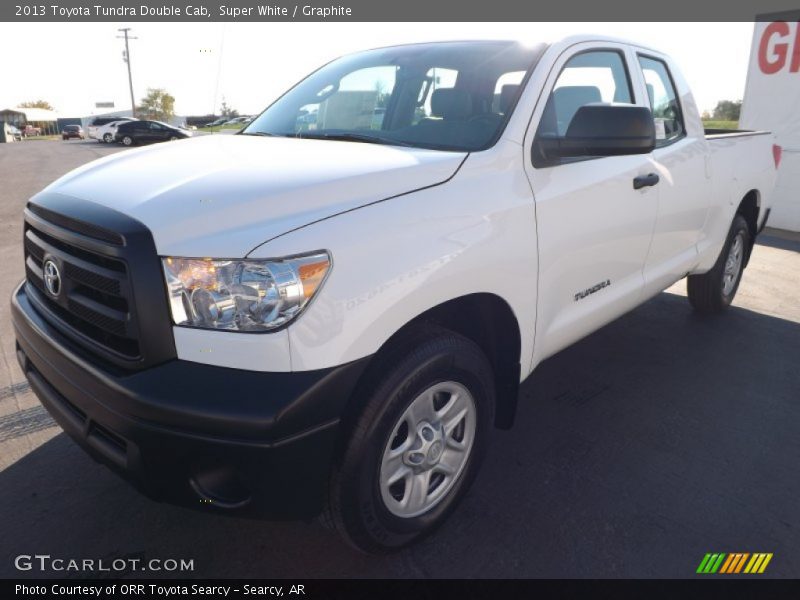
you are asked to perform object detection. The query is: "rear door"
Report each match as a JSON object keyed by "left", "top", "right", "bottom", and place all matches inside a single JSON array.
[
  {"left": 117, "top": 124, "right": 132, "bottom": 141},
  {"left": 151, "top": 122, "right": 171, "bottom": 141},
  {"left": 137, "top": 122, "right": 155, "bottom": 142},
  {"left": 633, "top": 52, "right": 712, "bottom": 295},
  {"left": 524, "top": 42, "right": 659, "bottom": 363}
]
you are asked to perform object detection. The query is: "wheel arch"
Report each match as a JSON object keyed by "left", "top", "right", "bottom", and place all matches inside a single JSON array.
[
  {"left": 339, "top": 292, "right": 523, "bottom": 450},
  {"left": 736, "top": 189, "right": 760, "bottom": 265},
  {"left": 409, "top": 293, "right": 522, "bottom": 429}
]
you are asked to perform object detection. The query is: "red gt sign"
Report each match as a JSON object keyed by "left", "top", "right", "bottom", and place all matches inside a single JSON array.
[
  {"left": 741, "top": 19, "right": 800, "bottom": 231},
  {"left": 758, "top": 21, "right": 800, "bottom": 74}
]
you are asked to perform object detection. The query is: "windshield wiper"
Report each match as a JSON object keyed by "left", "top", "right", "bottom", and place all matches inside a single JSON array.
[
  {"left": 292, "top": 132, "right": 414, "bottom": 147},
  {"left": 239, "top": 131, "right": 278, "bottom": 137}
]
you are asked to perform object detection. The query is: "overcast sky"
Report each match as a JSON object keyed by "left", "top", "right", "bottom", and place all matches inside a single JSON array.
[{"left": 0, "top": 22, "right": 754, "bottom": 117}]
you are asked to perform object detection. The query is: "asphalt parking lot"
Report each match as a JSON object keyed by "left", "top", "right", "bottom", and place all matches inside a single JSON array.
[{"left": 0, "top": 139, "right": 798, "bottom": 578}]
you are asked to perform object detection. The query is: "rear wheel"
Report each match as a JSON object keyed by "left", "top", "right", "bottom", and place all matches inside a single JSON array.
[
  {"left": 325, "top": 327, "right": 495, "bottom": 553},
  {"left": 103, "top": 133, "right": 113, "bottom": 143},
  {"left": 687, "top": 214, "right": 750, "bottom": 314},
  {"left": 121, "top": 135, "right": 134, "bottom": 146}
]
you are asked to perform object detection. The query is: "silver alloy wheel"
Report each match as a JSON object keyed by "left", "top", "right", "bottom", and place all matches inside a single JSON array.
[
  {"left": 103, "top": 133, "right": 113, "bottom": 143},
  {"left": 722, "top": 231, "right": 745, "bottom": 297},
  {"left": 122, "top": 136, "right": 133, "bottom": 146},
  {"left": 379, "top": 381, "right": 476, "bottom": 518}
]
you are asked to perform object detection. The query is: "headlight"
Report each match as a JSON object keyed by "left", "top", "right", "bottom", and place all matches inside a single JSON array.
[{"left": 161, "top": 252, "right": 331, "bottom": 332}]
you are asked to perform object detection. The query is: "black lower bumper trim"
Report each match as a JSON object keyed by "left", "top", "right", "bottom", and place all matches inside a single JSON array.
[{"left": 11, "top": 281, "right": 369, "bottom": 519}]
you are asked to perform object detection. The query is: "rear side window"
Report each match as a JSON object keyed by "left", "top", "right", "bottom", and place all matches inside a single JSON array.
[
  {"left": 638, "top": 56, "right": 685, "bottom": 147},
  {"left": 295, "top": 65, "right": 399, "bottom": 132},
  {"left": 492, "top": 70, "right": 526, "bottom": 114},
  {"left": 413, "top": 67, "right": 459, "bottom": 125}
]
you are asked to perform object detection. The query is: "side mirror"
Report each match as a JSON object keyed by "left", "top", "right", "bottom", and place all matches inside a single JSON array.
[{"left": 536, "top": 104, "right": 656, "bottom": 161}]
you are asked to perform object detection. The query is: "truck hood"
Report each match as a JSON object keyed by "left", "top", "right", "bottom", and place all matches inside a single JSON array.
[{"left": 41, "top": 134, "right": 466, "bottom": 257}]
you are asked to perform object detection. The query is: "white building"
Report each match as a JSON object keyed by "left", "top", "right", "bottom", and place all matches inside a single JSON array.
[{"left": 0, "top": 106, "right": 60, "bottom": 134}]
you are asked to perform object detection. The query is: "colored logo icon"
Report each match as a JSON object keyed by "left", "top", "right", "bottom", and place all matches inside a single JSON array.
[{"left": 697, "top": 553, "right": 773, "bottom": 574}]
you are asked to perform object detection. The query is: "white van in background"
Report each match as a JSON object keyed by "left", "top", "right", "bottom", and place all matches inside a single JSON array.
[
  {"left": 86, "top": 116, "right": 136, "bottom": 140},
  {"left": 94, "top": 120, "right": 132, "bottom": 143}
]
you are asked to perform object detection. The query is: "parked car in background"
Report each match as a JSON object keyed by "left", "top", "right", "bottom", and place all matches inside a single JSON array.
[
  {"left": 95, "top": 120, "right": 129, "bottom": 143},
  {"left": 223, "top": 116, "right": 252, "bottom": 126},
  {"left": 114, "top": 120, "right": 192, "bottom": 146},
  {"left": 203, "top": 118, "right": 228, "bottom": 128},
  {"left": 61, "top": 125, "right": 85, "bottom": 140},
  {"left": 87, "top": 116, "right": 136, "bottom": 140},
  {"left": 22, "top": 125, "right": 42, "bottom": 137}
]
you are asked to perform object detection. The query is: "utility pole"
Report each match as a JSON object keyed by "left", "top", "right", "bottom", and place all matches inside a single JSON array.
[{"left": 117, "top": 28, "right": 137, "bottom": 118}]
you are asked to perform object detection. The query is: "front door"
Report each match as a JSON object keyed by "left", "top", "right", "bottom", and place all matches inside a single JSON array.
[{"left": 524, "top": 43, "right": 660, "bottom": 365}]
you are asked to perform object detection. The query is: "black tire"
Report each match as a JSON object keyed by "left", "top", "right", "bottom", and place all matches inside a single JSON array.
[
  {"left": 687, "top": 214, "right": 751, "bottom": 314},
  {"left": 325, "top": 326, "right": 495, "bottom": 553}
]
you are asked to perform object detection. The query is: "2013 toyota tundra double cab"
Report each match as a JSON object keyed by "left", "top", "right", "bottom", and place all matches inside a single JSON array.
[{"left": 12, "top": 36, "right": 778, "bottom": 553}]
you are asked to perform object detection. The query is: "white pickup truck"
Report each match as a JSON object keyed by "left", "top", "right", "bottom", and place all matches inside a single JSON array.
[{"left": 12, "top": 36, "right": 778, "bottom": 553}]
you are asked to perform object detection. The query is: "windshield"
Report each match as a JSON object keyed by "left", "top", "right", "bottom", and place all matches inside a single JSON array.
[{"left": 244, "top": 41, "right": 545, "bottom": 152}]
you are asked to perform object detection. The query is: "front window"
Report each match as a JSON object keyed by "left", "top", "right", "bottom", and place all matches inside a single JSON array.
[
  {"left": 244, "top": 41, "right": 545, "bottom": 152},
  {"left": 532, "top": 49, "right": 635, "bottom": 167}
]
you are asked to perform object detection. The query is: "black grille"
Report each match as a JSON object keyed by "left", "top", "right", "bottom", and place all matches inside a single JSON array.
[
  {"left": 22, "top": 198, "right": 177, "bottom": 370},
  {"left": 67, "top": 298, "right": 128, "bottom": 337},
  {"left": 27, "top": 203, "right": 124, "bottom": 245},
  {"left": 24, "top": 223, "right": 138, "bottom": 359},
  {"left": 64, "top": 263, "right": 122, "bottom": 296}
]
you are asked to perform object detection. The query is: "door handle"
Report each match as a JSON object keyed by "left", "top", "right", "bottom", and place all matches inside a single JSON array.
[{"left": 633, "top": 173, "right": 660, "bottom": 190}]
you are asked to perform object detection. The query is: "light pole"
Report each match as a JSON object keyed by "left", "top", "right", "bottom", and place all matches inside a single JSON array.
[{"left": 117, "top": 28, "right": 137, "bottom": 117}]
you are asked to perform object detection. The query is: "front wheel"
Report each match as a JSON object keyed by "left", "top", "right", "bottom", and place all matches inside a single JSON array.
[
  {"left": 325, "top": 327, "right": 495, "bottom": 553},
  {"left": 687, "top": 214, "right": 751, "bottom": 314},
  {"left": 103, "top": 133, "right": 113, "bottom": 143},
  {"left": 121, "top": 135, "right": 134, "bottom": 146}
]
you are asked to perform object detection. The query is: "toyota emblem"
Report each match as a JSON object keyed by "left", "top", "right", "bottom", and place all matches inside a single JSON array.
[{"left": 43, "top": 259, "right": 61, "bottom": 297}]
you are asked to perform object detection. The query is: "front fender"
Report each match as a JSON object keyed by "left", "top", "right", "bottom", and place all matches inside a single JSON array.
[{"left": 249, "top": 145, "right": 539, "bottom": 374}]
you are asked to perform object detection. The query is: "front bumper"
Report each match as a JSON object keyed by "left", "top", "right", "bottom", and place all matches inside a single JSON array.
[{"left": 11, "top": 281, "right": 367, "bottom": 519}]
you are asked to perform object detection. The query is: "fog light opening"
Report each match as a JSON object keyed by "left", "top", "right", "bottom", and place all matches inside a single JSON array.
[{"left": 189, "top": 468, "right": 252, "bottom": 510}]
